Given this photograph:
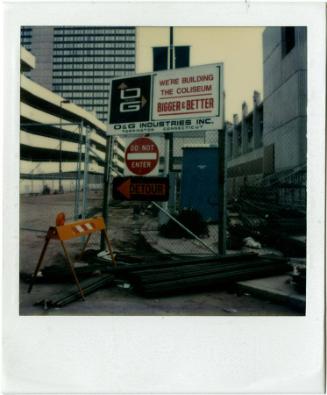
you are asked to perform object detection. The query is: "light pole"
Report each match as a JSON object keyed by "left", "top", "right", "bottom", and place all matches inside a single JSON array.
[{"left": 59, "top": 99, "right": 70, "bottom": 193}]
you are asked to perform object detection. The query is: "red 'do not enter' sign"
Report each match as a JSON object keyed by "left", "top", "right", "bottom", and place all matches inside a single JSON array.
[{"left": 125, "top": 137, "right": 159, "bottom": 176}]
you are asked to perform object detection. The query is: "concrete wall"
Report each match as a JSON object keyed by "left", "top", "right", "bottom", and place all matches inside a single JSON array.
[
  {"left": 263, "top": 27, "right": 307, "bottom": 173},
  {"left": 226, "top": 92, "right": 264, "bottom": 198},
  {"left": 227, "top": 147, "right": 263, "bottom": 198},
  {"left": 226, "top": 27, "right": 307, "bottom": 200}
]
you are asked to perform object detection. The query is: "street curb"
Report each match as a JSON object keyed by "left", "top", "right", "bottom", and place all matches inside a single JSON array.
[{"left": 236, "top": 277, "right": 306, "bottom": 313}]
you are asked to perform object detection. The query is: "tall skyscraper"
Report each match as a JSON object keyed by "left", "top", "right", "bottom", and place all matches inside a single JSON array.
[{"left": 21, "top": 26, "right": 136, "bottom": 122}]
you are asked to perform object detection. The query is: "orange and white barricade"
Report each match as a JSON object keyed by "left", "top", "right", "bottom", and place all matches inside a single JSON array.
[{"left": 28, "top": 213, "right": 116, "bottom": 299}]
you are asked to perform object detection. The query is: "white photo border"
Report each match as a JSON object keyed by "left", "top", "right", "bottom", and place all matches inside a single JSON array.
[{"left": 2, "top": 2, "right": 325, "bottom": 393}]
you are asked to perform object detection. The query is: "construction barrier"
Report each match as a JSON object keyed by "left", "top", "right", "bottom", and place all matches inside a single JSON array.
[{"left": 28, "top": 213, "right": 116, "bottom": 299}]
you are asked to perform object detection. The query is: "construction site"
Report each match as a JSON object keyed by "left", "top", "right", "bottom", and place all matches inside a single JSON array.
[
  {"left": 20, "top": 190, "right": 305, "bottom": 315},
  {"left": 19, "top": 26, "right": 307, "bottom": 316}
]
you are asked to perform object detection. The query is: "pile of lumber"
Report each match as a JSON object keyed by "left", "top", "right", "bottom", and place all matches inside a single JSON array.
[{"left": 124, "top": 255, "right": 291, "bottom": 297}]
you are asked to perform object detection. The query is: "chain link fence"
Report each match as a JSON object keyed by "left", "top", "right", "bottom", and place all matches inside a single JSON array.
[
  {"left": 20, "top": 122, "right": 306, "bottom": 262},
  {"left": 226, "top": 120, "right": 307, "bottom": 256},
  {"left": 106, "top": 129, "right": 221, "bottom": 258}
]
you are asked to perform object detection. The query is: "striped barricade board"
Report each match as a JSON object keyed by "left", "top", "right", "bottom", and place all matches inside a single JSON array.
[{"left": 54, "top": 217, "right": 106, "bottom": 241}]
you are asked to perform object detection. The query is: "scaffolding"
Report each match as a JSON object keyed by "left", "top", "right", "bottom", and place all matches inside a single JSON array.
[{"left": 20, "top": 120, "right": 102, "bottom": 222}]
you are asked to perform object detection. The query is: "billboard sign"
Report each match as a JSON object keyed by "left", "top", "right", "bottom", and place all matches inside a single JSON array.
[{"left": 108, "top": 63, "right": 223, "bottom": 135}]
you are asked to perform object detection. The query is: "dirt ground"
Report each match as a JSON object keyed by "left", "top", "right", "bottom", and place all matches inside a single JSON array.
[{"left": 19, "top": 192, "right": 300, "bottom": 316}]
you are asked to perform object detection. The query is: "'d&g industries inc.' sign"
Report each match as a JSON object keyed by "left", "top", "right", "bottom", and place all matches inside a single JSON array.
[{"left": 108, "top": 63, "right": 223, "bottom": 135}]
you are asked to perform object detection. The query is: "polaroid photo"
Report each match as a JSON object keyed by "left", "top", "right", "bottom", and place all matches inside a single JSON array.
[{"left": 2, "top": 1, "right": 326, "bottom": 394}]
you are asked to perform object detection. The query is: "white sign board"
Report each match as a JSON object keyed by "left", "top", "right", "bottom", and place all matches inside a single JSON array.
[
  {"left": 107, "top": 63, "right": 223, "bottom": 135},
  {"left": 153, "top": 64, "right": 221, "bottom": 121}
]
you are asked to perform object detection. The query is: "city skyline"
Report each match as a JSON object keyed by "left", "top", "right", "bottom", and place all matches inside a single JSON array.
[{"left": 22, "top": 26, "right": 263, "bottom": 123}]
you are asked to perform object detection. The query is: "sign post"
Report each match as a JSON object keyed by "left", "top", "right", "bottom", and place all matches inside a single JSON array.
[{"left": 101, "top": 135, "right": 114, "bottom": 250}]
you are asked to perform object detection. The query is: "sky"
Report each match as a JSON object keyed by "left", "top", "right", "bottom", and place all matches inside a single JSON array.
[{"left": 136, "top": 27, "right": 264, "bottom": 122}]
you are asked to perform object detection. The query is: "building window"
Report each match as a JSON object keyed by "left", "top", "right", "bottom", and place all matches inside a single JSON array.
[{"left": 282, "top": 27, "right": 295, "bottom": 57}]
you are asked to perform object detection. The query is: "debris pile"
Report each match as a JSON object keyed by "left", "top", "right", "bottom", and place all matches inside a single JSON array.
[
  {"left": 290, "top": 263, "right": 306, "bottom": 294},
  {"left": 229, "top": 188, "right": 306, "bottom": 257}
]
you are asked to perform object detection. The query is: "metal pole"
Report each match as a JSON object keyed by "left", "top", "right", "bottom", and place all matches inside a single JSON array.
[
  {"left": 218, "top": 92, "right": 227, "bottom": 255},
  {"left": 82, "top": 125, "right": 90, "bottom": 219},
  {"left": 169, "top": 27, "right": 174, "bottom": 69},
  {"left": 101, "top": 136, "right": 113, "bottom": 250},
  {"left": 100, "top": 77, "right": 116, "bottom": 250},
  {"left": 74, "top": 120, "right": 83, "bottom": 219},
  {"left": 168, "top": 26, "right": 174, "bottom": 173},
  {"left": 162, "top": 27, "right": 174, "bottom": 211},
  {"left": 59, "top": 102, "right": 63, "bottom": 192},
  {"left": 59, "top": 100, "right": 70, "bottom": 193}
]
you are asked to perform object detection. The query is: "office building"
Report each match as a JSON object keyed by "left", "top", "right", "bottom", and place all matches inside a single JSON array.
[
  {"left": 226, "top": 27, "right": 307, "bottom": 204},
  {"left": 262, "top": 26, "right": 307, "bottom": 175},
  {"left": 227, "top": 92, "right": 264, "bottom": 197},
  {"left": 21, "top": 26, "right": 136, "bottom": 123}
]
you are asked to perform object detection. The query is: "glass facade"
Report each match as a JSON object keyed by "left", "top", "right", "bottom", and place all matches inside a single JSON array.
[{"left": 21, "top": 26, "right": 136, "bottom": 122}]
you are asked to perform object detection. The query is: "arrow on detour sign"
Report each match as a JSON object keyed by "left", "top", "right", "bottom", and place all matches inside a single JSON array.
[{"left": 112, "top": 176, "right": 169, "bottom": 202}]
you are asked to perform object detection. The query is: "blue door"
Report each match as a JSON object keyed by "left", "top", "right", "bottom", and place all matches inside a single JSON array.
[{"left": 180, "top": 147, "right": 219, "bottom": 222}]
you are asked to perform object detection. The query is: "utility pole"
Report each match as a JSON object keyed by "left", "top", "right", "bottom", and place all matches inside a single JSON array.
[
  {"left": 168, "top": 27, "right": 174, "bottom": 172},
  {"left": 161, "top": 27, "right": 175, "bottom": 217}
]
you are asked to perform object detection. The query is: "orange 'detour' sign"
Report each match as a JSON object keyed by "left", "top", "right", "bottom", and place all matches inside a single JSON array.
[{"left": 112, "top": 176, "right": 169, "bottom": 201}]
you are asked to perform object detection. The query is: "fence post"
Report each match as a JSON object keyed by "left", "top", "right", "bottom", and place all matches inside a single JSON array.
[
  {"left": 82, "top": 125, "right": 90, "bottom": 219},
  {"left": 74, "top": 120, "right": 83, "bottom": 219},
  {"left": 218, "top": 125, "right": 227, "bottom": 255},
  {"left": 101, "top": 136, "right": 113, "bottom": 250}
]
